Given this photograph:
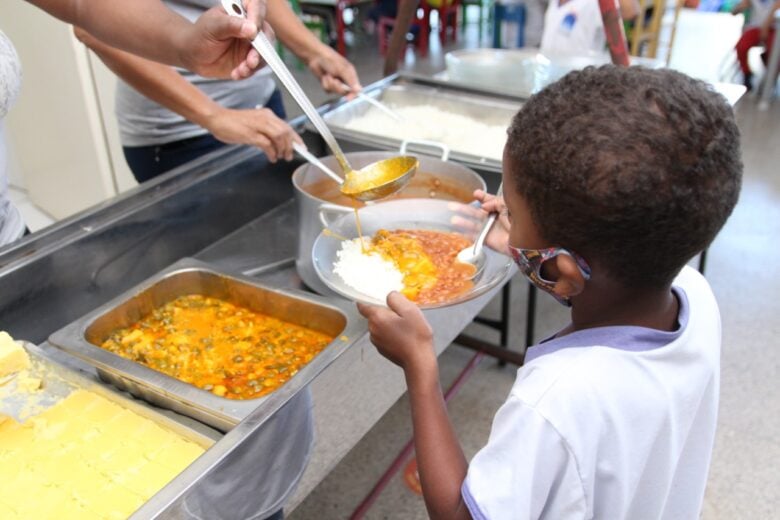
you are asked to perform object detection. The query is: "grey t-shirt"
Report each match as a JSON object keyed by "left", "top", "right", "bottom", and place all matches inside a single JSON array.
[
  {"left": 0, "top": 30, "right": 24, "bottom": 247},
  {"left": 116, "top": 0, "right": 277, "bottom": 147}
]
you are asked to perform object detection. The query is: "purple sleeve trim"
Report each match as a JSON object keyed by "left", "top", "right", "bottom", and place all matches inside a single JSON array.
[{"left": 462, "top": 479, "right": 490, "bottom": 520}]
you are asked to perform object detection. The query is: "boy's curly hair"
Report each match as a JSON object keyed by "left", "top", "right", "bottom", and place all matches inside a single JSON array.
[{"left": 506, "top": 65, "right": 742, "bottom": 287}]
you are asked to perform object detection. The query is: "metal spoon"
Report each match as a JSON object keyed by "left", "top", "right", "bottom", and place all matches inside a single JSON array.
[
  {"left": 293, "top": 142, "right": 343, "bottom": 185},
  {"left": 457, "top": 183, "right": 503, "bottom": 278},
  {"left": 221, "top": 0, "right": 416, "bottom": 201}
]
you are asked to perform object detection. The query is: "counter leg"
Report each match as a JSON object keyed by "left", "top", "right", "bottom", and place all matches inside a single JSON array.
[{"left": 525, "top": 283, "right": 536, "bottom": 347}]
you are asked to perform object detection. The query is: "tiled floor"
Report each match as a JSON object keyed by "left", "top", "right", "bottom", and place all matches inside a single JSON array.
[{"left": 287, "top": 9, "right": 780, "bottom": 520}]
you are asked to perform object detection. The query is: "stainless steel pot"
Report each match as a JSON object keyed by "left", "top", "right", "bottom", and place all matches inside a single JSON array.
[{"left": 293, "top": 141, "right": 487, "bottom": 295}]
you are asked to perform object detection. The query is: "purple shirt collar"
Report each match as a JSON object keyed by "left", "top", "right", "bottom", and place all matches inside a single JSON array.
[{"left": 524, "top": 288, "right": 690, "bottom": 364}]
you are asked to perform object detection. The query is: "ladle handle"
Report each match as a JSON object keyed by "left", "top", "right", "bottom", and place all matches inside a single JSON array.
[
  {"left": 400, "top": 139, "right": 450, "bottom": 161},
  {"left": 220, "top": 0, "right": 352, "bottom": 173},
  {"left": 473, "top": 183, "right": 504, "bottom": 255},
  {"left": 293, "top": 142, "right": 344, "bottom": 185}
]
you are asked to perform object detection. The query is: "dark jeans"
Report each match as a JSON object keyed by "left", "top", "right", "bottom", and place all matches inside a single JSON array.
[{"left": 123, "top": 89, "right": 287, "bottom": 183}]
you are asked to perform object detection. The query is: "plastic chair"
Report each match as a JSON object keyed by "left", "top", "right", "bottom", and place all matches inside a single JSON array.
[
  {"left": 461, "top": 0, "right": 492, "bottom": 40},
  {"left": 278, "top": 0, "right": 329, "bottom": 69},
  {"left": 492, "top": 1, "right": 525, "bottom": 48},
  {"left": 423, "top": 0, "right": 460, "bottom": 44}
]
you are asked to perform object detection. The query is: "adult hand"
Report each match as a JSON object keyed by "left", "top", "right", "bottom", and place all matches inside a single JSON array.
[
  {"left": 448, "top": 189, "right": 511, "bottom": 256},
  {"left": 308, "top": 46, "right": 362, "bottom": 97},
  {"left": 179, "top": 1, "right": 267, "bottom": 79},
  {"left": 357, "top": 292, "right": 436, "bottom": 375},
  {"left": 205, "top": 106, "right": 302, "bottom": 162}
]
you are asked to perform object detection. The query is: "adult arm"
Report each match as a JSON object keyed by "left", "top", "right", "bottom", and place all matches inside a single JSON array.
[
  {"left": 27, "top": 0, "right": 265, "bottom": 79},
  {"left": 357, "top": 294, "right": 472, "bottom": 520},
  {"left": 761, "top": 0, "right": 780, "bottom": 41},
  {"left": 731, "top": 0, "right": 751, "bottom": 15},
  {"left": 74, "top": 27, "right": 299, "bottom": 162},
  {"left": 266, "top": 0, "right": 361, "bottom": 93}
]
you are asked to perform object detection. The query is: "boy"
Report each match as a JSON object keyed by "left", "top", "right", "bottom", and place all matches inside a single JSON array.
[
  {"left": 732, "top": 0, "right": 780, "bottom": 90},
  {"left": 358, "top": 66, "right": 742, "bottom": 519}
]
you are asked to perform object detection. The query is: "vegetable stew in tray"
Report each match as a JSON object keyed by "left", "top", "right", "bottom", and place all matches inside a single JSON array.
[
  {"left": 100, "top": 295, "right": 333, "bottom": 400},
  {"left": 48, "top": 259, "right": 360, "bottom": 431}
]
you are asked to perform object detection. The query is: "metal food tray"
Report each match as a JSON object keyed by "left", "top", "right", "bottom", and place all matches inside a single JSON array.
[
  {"left": 0, "top": 341, "right": 217, "bottom": 446},
  {"left": 318, "top": 74, "right": 522, "bottom": 174},
  {"left": 48, "top": 257, "right": 363, "bottom": 432}
]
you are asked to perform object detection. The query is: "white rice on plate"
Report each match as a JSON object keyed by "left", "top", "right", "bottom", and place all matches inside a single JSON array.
[{"left": 333, "top": 239, "right": 404, "bottom": 302}]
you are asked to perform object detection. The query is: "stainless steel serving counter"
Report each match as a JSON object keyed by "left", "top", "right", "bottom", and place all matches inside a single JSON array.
[{"left": 0, "top": 111, "right": 510, "bottom": 516}]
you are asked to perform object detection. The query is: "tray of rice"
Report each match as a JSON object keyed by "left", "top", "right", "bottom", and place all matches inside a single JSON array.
[
  {"left": 319, "top": 78, "right": 522, "bottom": 174},
  {"left": 312, "top": 199, "right": 514, "bottom": 308}
]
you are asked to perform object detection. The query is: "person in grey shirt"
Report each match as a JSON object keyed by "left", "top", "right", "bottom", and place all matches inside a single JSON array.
[
  {"left": 1, "top": 0, "right": 267, "bottom": 246},
  {"left": 77, "top": 0, "right": 362, "bottom": 183}
]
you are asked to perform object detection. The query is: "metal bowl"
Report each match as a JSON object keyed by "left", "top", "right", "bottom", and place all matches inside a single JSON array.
[{"left": 312, "top": 199, "right": 514, "bottom": 309}]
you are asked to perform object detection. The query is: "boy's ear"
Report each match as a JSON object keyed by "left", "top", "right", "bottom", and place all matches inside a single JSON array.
[{"left": 552, "top": 254, "right": 587, "bottom": 299}]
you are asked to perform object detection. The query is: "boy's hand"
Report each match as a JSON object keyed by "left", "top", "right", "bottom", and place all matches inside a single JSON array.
[
  {"left": 357, "top": 292, "right": 436, "bottom": 375},
  {"left": 449, "top": 189, "right": 511, "bottom": 256}
]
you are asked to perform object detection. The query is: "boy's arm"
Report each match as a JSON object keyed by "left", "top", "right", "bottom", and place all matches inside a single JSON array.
[
  {"left": 618, "top": 0, "right": 639, "bottom": 21},
  {"left": 731, "top": 0, "right": 752, "bottom": 15},
  {"left": 761, "top": 1, "right": 780, "bottom": 40},
  {"left": 73, "top": 27, "right": 299, "bottom": 162},
  {"left": 358, "top": 294, "right": 473, "bottom": 520},
  {"left": 266, "top": 0, "right": 361, "bottom": 94},
  {"left": 28, "top": 0, "right": 264, "bottom": 79}
]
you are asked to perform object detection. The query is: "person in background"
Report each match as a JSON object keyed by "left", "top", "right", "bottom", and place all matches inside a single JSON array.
[
  {"left": 0, "top": 0, "right": 266, "bottom": 248},
  {"left": 76, "top": 0, "right": 362, "bottom": 183},
  {"left": 366, "top": 0, "right": 399, "bottom": 34},
  {"left": 0, "top": 30, "right": 25, "bottom": 246},
  {"left": 358, "top": 66, "right": 742, "bottom": 519},
  {"left": 540, "top": 0, "right": 638, "bottom": 56},
  {"left": 733, "top": 0, "right": 780, "bottom": 90}
]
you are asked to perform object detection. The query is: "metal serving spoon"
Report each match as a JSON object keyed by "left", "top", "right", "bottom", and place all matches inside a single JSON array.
[
  {"left": 221, "top": 0, "right": 417, "bottom": 201},
  {"left": 339, "top": 82, "right": 402, "bottom": 121}
]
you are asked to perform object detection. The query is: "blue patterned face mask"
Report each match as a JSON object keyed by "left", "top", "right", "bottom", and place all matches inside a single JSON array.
[{"left": 508, "top": 245, "right": 592, "bottom": 306}]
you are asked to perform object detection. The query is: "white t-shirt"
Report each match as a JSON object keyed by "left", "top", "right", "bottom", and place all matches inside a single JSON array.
[
  {"left": 462, "top": 266, "right": 720, "bottom": 520},
  {"left": 540, "top": 0, "right": 606, "bottom": 56}
]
